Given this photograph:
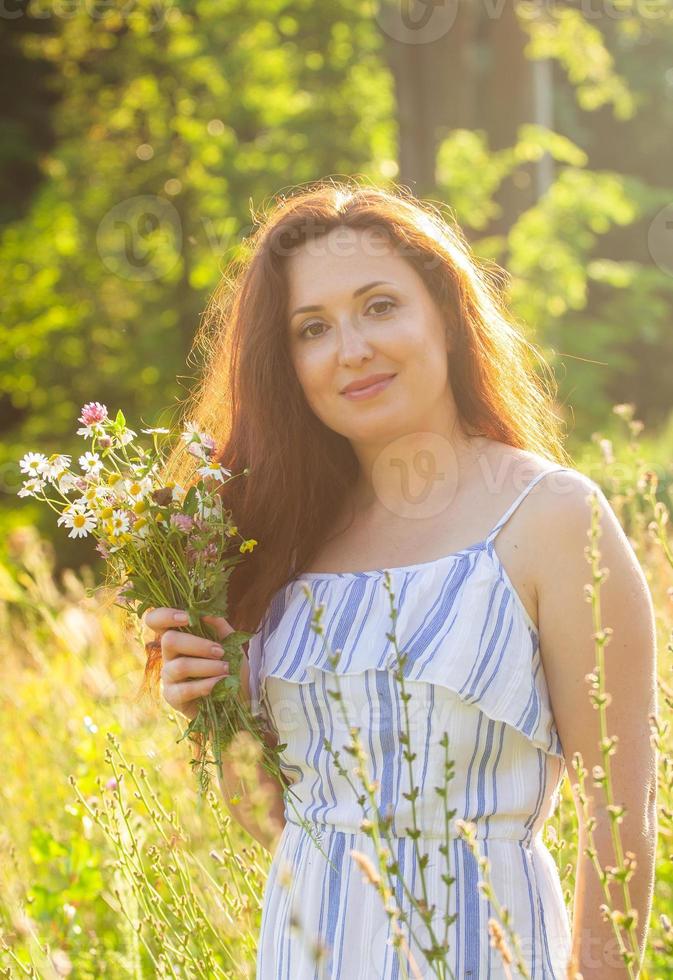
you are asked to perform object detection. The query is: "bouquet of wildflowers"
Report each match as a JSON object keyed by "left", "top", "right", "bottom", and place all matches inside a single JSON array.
[{"left": 16, "top": 401, "right": 284, "bottom": 803}]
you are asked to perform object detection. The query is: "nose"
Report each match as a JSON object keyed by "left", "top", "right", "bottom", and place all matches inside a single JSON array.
[{"left": 335, "top": 318, "right": 374, "bottom": 367}]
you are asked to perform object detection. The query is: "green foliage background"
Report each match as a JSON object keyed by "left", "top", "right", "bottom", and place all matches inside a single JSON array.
[
  {"left": 2, "top": 1, "right": 673, "bottom": 570},
  {"left": 1, "top": 2, "right": 673, "bottom": 976}
]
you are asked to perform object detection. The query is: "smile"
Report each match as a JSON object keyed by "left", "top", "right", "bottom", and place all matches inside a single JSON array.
[{"left": 341, "top": 374, "right": 397, "bottom": 401}]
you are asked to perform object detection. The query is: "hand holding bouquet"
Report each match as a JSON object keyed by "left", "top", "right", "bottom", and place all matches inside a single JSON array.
[{"left": 17, "top": 401, "right": 283, "bottom": 802}]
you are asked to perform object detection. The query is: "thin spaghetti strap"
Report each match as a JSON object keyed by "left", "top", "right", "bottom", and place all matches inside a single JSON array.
[{"left": 484, "top": 466, "right": 572, "bottom": 545}]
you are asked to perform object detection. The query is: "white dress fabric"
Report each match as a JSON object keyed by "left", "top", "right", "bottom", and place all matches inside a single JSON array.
[{"left": 247, "top": 466, "right": 576, "bottom": 979}]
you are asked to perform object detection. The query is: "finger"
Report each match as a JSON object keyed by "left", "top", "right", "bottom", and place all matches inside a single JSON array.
[
  {"left": 144, "top": 607, "right": 190, "bottom": 633},
  {"left": 200, "top": 614, "right": 235, "bottom": 640},
  {"left": 160, "top": 629, "right": 228, "bottom": 662},
  {"left": 162, "top": 656, "right": 230, "bottom": 683},
  {"left": 164, "top": 674, "right": 228, "bottom": 711}
]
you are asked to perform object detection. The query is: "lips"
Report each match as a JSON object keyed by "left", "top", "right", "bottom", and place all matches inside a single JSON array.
[
  {"left": 341, "top": 373, "right": 397, "bottom": 401},
  {"left": 340, "top": 372, "right": 397, "bottom": 395}
]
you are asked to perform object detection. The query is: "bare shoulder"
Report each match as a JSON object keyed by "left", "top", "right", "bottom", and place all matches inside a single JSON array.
[
  {"left": 483, "top": 443, "right": 596, "bottom": 536},
  {"left": 478, "top": 445, "right": 601, "bottom": 612},
  {"left": 518, "top": 459, "right": 658, "bottom": 800}
]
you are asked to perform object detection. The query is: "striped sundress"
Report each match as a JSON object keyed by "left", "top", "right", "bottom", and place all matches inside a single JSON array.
[{"left": 247, "top": 466, "right": 576, "bottom": 979}]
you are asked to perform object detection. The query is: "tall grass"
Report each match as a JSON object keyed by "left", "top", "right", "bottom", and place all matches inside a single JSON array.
[{"left": 1, "top": 410, "right": 672, "bottom": 977}]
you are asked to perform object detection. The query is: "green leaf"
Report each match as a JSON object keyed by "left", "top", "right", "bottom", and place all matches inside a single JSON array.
[{"left": 209, "top": 675, "right": 240, "bottom": 701}]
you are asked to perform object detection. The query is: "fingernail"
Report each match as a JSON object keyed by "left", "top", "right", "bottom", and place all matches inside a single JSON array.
[
  {"left": 174, "top": 612, "right": 189, "bottom": 623},
  {"left": 211, "top": 645, "right": 224, "bottom": 657}
]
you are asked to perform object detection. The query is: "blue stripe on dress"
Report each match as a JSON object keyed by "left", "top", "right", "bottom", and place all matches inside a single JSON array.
[
  {"left": 485, "top": 723, "right": 506, "bottom": 840},
  {"left": 377, "top": 669, "right": 395, "bottom": 826},
  {"left": 324, "top": 831, "right": 346, "bottom": 974},
  {"left": 254, "top": 466, "right": 577, "bottom": 978}
]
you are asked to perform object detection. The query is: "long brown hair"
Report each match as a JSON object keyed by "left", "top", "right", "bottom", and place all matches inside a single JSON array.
[{"left": 160, "top": 176, "right": 571, "bottom": 637}]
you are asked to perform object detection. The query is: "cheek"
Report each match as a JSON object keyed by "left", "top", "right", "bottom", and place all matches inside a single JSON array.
[
  {"left": 292, "top": 346, "right": 332, "bottom": 399},
  {"left": 396, "top": 316, "right": 447, "bottom": 367}
]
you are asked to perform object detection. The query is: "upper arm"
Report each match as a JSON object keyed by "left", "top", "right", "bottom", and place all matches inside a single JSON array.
[
  {"left": 240, "top": 649, "right": 280, "bottom": 752},
  {"left": 534, "top": 471, "right": 658, "bottom": 825}
]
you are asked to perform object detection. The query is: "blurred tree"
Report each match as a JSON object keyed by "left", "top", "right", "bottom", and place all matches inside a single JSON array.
[
  {"left": 2, "top": 0, "right": 673, "bottom": 566},
  {"left": 0, "top": 0, "right": 396, "bottom": 562},
  {"left": 0, "top": 6, "right": 59, "bottom": 225},
  {"left": 430, "top": 2, "right": 673, "bottom": 441}
]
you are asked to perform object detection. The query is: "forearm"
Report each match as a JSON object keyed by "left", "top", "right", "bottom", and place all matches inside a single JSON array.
[
  {"left": 568, "top": 805, "right": 657, "bottom": 978},
  {"left": 211, "top": 647, "right": 287, "bottom": 852},
  {"left": 216, "top": 754, "right": 287, "bottom": 853}
]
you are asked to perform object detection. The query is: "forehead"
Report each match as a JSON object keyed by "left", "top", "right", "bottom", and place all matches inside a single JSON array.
[{"left": 284, "top": 226, "right": 415, "bottom": 302}]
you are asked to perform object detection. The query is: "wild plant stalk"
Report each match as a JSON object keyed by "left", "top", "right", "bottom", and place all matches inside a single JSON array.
[
  {"left": 642, "top": 473, "right": 673, "bottom": 568},
  {"left": 594, "top": 413, "right": 672, "bottom": 969},
  {"left": 303, "top": 587, "right": 441, "bottom": 980},
  {"left": 186, "top": 682, "right": 334, "bottom": 864},
  {"left": 570, "top": 488, "right": 646, "bottom": 978},
  {"left": 638, "top": 467, "right": 673, "bottom": 963},
  {"left": 318, "top": 724, "right": 423, "bottom": 980},
  {"left": 300, "top": 572, "right": 527, "bottom": 979},
  {"left": 382, "top": 572, "right": 458, "bottom": 971},
  {"left": 454, "top": 819, "right": 531, "bottom": 980},
  {"left": 69, "top": 733, "right": 239, "bottom": 979}
]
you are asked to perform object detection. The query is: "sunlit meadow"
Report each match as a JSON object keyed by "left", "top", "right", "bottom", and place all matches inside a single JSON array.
[{"left": 1, "top": 406, "right": 672, "bottom": 978}]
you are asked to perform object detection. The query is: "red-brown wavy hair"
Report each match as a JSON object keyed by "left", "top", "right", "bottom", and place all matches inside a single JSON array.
[{"left": 157, "top": 176, "right": 571, "bottom": 647}]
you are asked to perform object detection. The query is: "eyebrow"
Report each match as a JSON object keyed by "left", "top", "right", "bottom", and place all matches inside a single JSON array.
[{"left": 290, "top": 280, "right": 395, "bottom": 320}]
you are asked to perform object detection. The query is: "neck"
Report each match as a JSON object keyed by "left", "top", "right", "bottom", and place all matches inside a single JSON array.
[{"left": 349, "top": 429, "right": 487, "bottom": 520}]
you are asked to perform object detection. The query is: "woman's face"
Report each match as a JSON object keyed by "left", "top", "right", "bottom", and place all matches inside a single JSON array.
[{"left": 285, "top": 226, "right": 454, "bottom": 444}]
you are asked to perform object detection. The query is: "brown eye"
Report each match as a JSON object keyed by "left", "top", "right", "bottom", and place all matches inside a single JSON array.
[
  {"left": 299, "top": 319, "right": 326, "bottom": 339},
  {"left": 298, "top": 298, "right": 396, "bottom": 340},
  {"left": 367, "top": 299, "right": 396, "bottom": 315}
]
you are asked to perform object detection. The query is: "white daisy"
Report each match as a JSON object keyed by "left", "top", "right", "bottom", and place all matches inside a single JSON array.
[
  {"left": 196, "top": 460, "right": 232, "bottom": 482},
  {"left": 181, "top": 420, "right": 209, "bottom": 446},
  {"left": 17, "top": 477, "right": 47, "bottom": 498},
  {"left": 195, "top": 488, "right": 223, "bottom": 519},
  {"left": 123, "top": 475, "right": 154, "bottom": 501},
  {"left": 80, "top": 485, "right": 110, "bottom": 508},
  {"left": 43, "top": 454, "right": 72, "bottom": 482},
  {"left": 169, "top": 482, "right": 187, "bottom": 504},
  {"left": 58, "top": 500, "right": 90, "bottom": 519},
  {"left": 19, "top": 452, "right": 50, "bottom": 477},
  {"left": 79, "top": 452, "right": 104, "bottom": 477},
  {"left": 131, "top": 517, "right": 151, "bottom": 540},
  {"left": 56, "top": 471, "right": 80, "bottom": 494},
  {"left": 76, "top": 421, "right": 107, "bottom": 439},
  {"left": 110, "top": 510, "right": 131, "bottom": 537},
  {"left": 57, "top": 509, "right": 97, "bottom": 539},
  {"left": 116, "top": 427, "right": 137, "bottom": 447},
  {"left": 141, "top": 427, "right": 170, "bottom": 435}
]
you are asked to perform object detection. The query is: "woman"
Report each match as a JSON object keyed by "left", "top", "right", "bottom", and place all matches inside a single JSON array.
[{"left": 144, "top": 180, "right": 657, "bottom": 978}]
